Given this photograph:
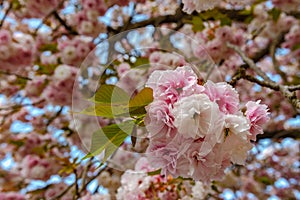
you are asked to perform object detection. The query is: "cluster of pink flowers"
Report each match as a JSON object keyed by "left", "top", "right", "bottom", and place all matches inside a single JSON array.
[
  {"left": 144, "top": 66, "right": 270, "bottom": 182},
  {"left": 136, "top": 0, "right": 178, "bottom": 17},
  {"left": 272, "top": 0, "right": 300, "bottom": 12},
  {"left": 18, "top": 155, "right": 61, "bottom": 181},
  {"left": 0, "top": 192, "right": 25, "bottom": 200},
  {"left": 0, "top": 30, "right": 36, "bottom": 72},
  {"left": 116, "top": 156, "right": 219, "bottom": 199},
  {"left": 194, "top": 26, "right": 245, "bottom": 64},
  {"left": 117, "top": 157, "right": 212, "bottom": 199},
  {"left": 68, "top": 0, "right": 107, "bottom": 36},
  {"left": 282, "top": 24, "right": 300, "bottom": 60},
  {"left": 14, "top": 0, "right": 60, "bottom": 18},
  {"left": 57, "top": 37, "right": 95, "bottom": 66},
  {"left": 42, "top": 64, "right": 78, "bottom": 106},
  {"left": 182, "top": 0, "right": 252, "bottom": 13}
]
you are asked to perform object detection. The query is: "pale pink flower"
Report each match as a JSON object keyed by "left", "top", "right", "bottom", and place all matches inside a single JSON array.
[
  {"left": 146, "top": 66, "right": 204, "bottom": 104},
  {"left": 172, "top": 94, "right": 224, "bottom": 140},
  {"left": 185, "top": 142, "right": 230, "bottom": 183},
  {"left": 146, "top": 134, "right": 192, "bottom": 178},
  {"left": 0, "top": 192, "right": 25, "bottom": 200},
  {"left": 223, "top": 132, "right": 253, "bottom": 164},
  {"left": 182, "top": 0, "right": 220, "bottom": 13},
  {"left": 0, "top": 30, "right": 12, "bottom": 45},
  {"left": 145, "top": 100, "right": 176, "bottom": 138},
  {"left": 116, "top": 63, "right": 131, "bottom": 77},
  {"left": 204, "top": 80, "right": 240, "bottom": 114},
  {"left": 224, "top": 114, "right": 250, "bottom": 140},
  {"left": 245, "top": 100, "right": 270, "bottom": 141}
]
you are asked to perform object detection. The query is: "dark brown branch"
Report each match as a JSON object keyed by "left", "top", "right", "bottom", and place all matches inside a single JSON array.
[
  {"left": 109, "top": 7, "right": 189, "bottom": 34},
  {"left": 0, "top": 2, "right": 12, "bottom": 28},
  {"left": 227, "top": 43, "right": 300, "bottom": 111},
  {"left": 288, "top": 85, "right": 300, "bottom": 91},
  {"left": 46, "top": 106, "right": 63, "bottom": 126},
  {"left": 0, "top": 99, "right": 45, "bottom": 111},
  {"left": 244, "top": 75, "right": 279, "bottom": 90},
  {"left": 270, "top": 33, "right": 287, "bottom": 82},
  {"left": 257, "top": 129, "right": 300, "bottom": 140},
  {"left": 53, "top": 11, "right": 78, "bottom": 35},
  {"left": 227, "top": 42, "right": 272, "bottom": 82},
  {"left": 0, "top": 70, "right": 32, "bottom": 80},
  {"left": 34, "top": 0, "right": 65, "bottom": 34}
]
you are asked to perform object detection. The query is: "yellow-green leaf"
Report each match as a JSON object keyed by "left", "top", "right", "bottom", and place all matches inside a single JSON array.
[
  {"left": 90, "top": 84, "right": 130, "bottom": 104},
  {"left": 85, "top": 120, "right": 135, "bottom": 162}
]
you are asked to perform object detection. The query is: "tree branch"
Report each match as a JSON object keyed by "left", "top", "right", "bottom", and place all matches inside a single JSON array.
[
  {"left": 0, "top": 2, "right": 12, "bottom": 29},
  {"left": 53, "top": 11, "right": 78, "bottom": 35},
  {"left": 257, "top": 129, "right": 300, "bottom": 140},
  {"left": 227, "top": 43, "right": 300, "bottom": 111},
  {"left": 227, "top": 42, "right": 271, "bottom": 82},
  {"left": 0, "top": 70, "right": 32, "bottom": 80}
]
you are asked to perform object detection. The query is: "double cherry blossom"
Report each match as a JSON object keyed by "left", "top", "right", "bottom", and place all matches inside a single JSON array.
[{"left": 145, "top": 66, "right": 270, "bottom": 182}]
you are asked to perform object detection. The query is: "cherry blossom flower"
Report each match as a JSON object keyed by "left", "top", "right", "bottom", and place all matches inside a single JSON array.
[{"left": 245, "top": 100, "right": 270, "bottom": 141}]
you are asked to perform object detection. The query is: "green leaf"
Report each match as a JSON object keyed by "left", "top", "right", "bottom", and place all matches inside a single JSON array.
[
  {"left": 192, "top": 16, "right": 205, "bottom": 32},
  {"left": 220, "top": 16, "right": 232, "bottom": 26},
  {"left": 129, "top": 87, "right": 153, "bottom": 116},
  {"left": 257, "top": 176, "right": 272, "bottom": 185},
  {"left": 147, "top": 168, "right": 161, "bottom": 176},
  {"left": 39, "top": 44, "right": 58, "bottom": 53},
  {"left": 132, "top": 57, "right": 149, "bottom": 68},
  {"left": 91, "top": 84, "right": 130, "bottom": 103},
  {"left": 9, "top": 140, "right": 25, "bottom": 147},
  {"left": 81, "top": 87, "right": 153, "bottom": 118},
  {"left": 268, "top": 8, "right": 281, "bottom": 22},
  {"left": 82, "top": 85, "right": 131, "bottom": 118},
  {"left": 292, "top": 43, "right": 300, "bottom": 51},
  {"left": 80, "top": 103, "right": 129, "bottom": 118},
  {"left": 86, "top": 120, "right": 135, "bottom": 162}
]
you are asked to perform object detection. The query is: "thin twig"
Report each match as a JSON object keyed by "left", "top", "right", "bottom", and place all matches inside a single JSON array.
[
  {"left": 227, "top": 43, "right": 300, "bottom": 111},
  {"left": 227, "top": 42, "right": 272, "bottom": 82},
  {"left": 53, "top": 11, "right": 78, "bottom": 35},
  {"left": 79, "top": 158, "right": 93, "bottom": 193},
  {"left": 46, "top": 106, "right": 63, "bottom": 126},
  {"left": 0, "top": 2, "right": 12, "bottom": 29},
  {"left": 34, "top": 0, "right": 65, "bottom": 34},
  {"left": 257, "top": 128, "right": 300, "bottom": 140},
  {"left": 0, "top": 99, "right": 45, "bottom": 111},
  {"left": 0, "top": 70, "right": 32, "bottom": 80},
  {"left": 270, "top": 33, "right": 287, "bottom": 82},
  {"left": 288, "top": 85, "right": 300, "bottom": 91}
]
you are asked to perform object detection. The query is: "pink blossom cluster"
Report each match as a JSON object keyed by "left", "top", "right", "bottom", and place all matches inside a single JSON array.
[
  {"left": 282, "top": 24, "right": 300, "bottom": 60},
  {"left": 14, "top": 0, "right": 60, "bottom": 18},
  {"left": 43, "top": 183, "right": 73, "bottom": 200},
  {"left": 0, "top": 192, "right": 25, "bottom": 200},
  {"left": 117, "top": 157, "right": 211, "bottom": 199},
  {"left": 17, "top": 155, "right": 61, "bottom": 181},
  {"left": 116, "top": 157, "right": 217, "bottom": 199},
  {"left": 42, "top": 64, "right": 78, "bottom": 105},
  {"left": 272, "top": 0, "right": 300, "bottom": 12},
  {"left": 57, "top": 37, "right": 95, "bottom": 66},
  {"left": 0, "top": 169, "right": 24, "bottom": 192},
  {"left": 68, "top": 0, "right": 107, "bottom": 36},
  {"left": 6, "top": 133, "right": 65, "bottom": 182},
  {"left": 24, "top": 75, "right": 47, "bottom": 98},
  {"left": 81, "top": 193, "right": 111, "bottom": 200},
  {"left": 182, "top": 0, "right": 253, "bottom": 13},
  {"left": 182, "top": 0, "right": 220, "bottom": 13},
  {"left": 149, "top": 52, "right": 186, "bottom": 71},
  {"left": 194, "top": 26, "right": 245, "bottom": 63},
  {"left": 144, "top": 66, "right": 270, "bottom": 182},
  {"left": 136, "top": 0, "right": 178, "bottom": 17},
  {"left": 0, "top": 30, "right": 36, "bottom": 72}
]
